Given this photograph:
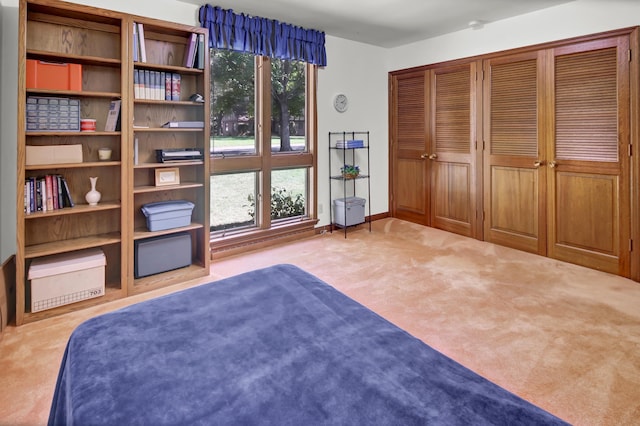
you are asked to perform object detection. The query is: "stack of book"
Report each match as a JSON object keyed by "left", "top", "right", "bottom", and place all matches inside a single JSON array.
[
  {"left": 134, "top": 70, "right": 181, "bottom": 101},
  {"left": 336, "top": 139, "right": 365, "bottom": 149},
  {"left": 24, "top": 174, "right": 74, "bottom": 214},
  {"left": 182, "top": 32, "right": 206, "bottom": 69}
]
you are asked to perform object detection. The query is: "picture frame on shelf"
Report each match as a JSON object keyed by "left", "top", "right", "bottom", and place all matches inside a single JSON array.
[{"left": 154, "top": 168, "right": 180, "bottom": 186}]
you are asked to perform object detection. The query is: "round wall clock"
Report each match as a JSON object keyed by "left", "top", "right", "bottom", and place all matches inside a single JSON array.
[{"left": 333, "top": 93, "right": 348, "bottom": 113}]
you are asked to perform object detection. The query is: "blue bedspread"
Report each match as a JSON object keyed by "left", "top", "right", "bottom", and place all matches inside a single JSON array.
[{"left": 49, "top": 264, "right": 568, "bottom": 425}]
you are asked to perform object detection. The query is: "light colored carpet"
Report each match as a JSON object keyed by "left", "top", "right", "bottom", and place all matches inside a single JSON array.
[{"left": 1, "top": 218, "right": 639, "bottom": 425}]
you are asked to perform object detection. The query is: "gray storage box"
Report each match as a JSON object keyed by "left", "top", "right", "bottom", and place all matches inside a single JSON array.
[
  {"left": 333, "top": 197, "right": 366, "bottom": 227},
  {"left": 135, "top": 232, "right": 191, "bottom": 278},
  {"left": 141, "top": 200, "right": 194, "bottom": 232}
]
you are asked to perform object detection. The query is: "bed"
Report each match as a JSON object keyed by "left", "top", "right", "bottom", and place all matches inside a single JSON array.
[{"left": 49, "top": 264, "right": 568, "bottom": 425}]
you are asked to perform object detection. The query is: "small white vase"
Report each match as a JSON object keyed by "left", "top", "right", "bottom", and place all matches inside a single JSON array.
[{"left": 85, "top": 176, "right": 101, "bottom": 206}]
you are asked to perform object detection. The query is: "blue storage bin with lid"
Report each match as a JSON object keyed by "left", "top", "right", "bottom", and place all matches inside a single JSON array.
[{"left": 141, "top": 200, "right": 195, "bottom": 232}]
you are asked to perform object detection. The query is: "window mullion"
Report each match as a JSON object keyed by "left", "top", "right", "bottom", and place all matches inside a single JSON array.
[{"left": 257, "top": 56, "right": 272, "bottom": 230}]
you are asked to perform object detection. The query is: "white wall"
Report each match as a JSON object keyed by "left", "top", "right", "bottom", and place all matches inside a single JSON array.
[
  {"left": 0, "top": 1, "right": 18, "bottom": 263},
  {"left": 386, "top": 0, "right": 640, "bottom": 71},
  {"left": 317, "top": 37, "right": 388, "bottom": 225}
]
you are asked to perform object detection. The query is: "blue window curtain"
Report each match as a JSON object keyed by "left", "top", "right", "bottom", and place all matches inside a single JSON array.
[{"left": 199, "top": 5, "right": 327, "bottom": 66}]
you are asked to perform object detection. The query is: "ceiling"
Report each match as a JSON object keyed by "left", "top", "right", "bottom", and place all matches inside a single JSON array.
[{"left": 176, "top": 0, "right": 575, "bottom": 48}]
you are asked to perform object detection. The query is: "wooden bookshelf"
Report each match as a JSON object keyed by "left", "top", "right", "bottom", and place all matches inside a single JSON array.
[{"left": 15, "top": 0, "right": 210, "bottom": 325}]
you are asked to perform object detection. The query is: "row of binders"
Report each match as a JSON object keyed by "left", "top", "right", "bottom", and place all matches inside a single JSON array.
[
  {"left": 24, "top": 175, "right": 74, "bottom": 214},
  {"left": 134, "top": 70, "right": 181, "bottom": 101},
  {"left": 133, "top": 21, "right": 205, "bottom": 70}
]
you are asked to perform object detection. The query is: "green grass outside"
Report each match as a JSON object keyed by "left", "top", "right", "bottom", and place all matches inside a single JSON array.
[{"left": 211, "top": 136, "right": 306, "bottom": 149}]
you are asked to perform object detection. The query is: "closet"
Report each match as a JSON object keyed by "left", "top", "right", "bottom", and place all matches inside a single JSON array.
[{"left": 390, "top": 28, "right": 638, "bottom": 279}]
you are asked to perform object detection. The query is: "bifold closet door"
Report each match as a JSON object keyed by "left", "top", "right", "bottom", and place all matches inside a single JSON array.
[
  {"left": 429, "top": 63, "right": 478, "bottom": 237},
  {"left": 547, "top": 37, "right": 631, "bottom": 276},
  {"left": 483, "top": 51, "right": 547, "bottom": 255},
  {"left": 389, "top": 71, "right": 430, "bottom": 225}
]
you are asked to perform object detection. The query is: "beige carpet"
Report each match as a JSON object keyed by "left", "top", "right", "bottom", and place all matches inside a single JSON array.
[{"left": 1, "top": 218, "right": 639, "bottom": 425}]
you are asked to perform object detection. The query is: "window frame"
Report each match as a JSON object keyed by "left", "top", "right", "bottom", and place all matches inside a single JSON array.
[{"left": 209, "top": 56, "right": 318, "bottom": 253}]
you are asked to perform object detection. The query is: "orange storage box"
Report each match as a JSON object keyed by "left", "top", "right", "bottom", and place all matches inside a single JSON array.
[{"left": 26, "top": 60, "right": 82, "bottom": 91}]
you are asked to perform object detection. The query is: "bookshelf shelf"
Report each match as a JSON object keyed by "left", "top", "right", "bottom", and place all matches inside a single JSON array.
[
  {"left": 133, "top": 182, "right": 203, "bottom": 194},
  {"left": 24, "top": 233, "right": 121, "bottom": 258},
  {"left": 25, "top": 131, "right": 121, "bottom": 137},
  {"left": 26, "top": 88, "right": 122, "bottom": 98},
  {"left": 135, "top": 161, "right": 204, "bottom": 169},
  {"left": 133, "top": 222, "right": 204, "bottom": 240},
  {"left": 133, "top": 62, "right": 204, "bottom": 75},
  {"left": 133, "top": 127, "right": 204, "bottom": 133},
  {"left": 26, "top": 49, "right": 122, "bottom": 67},
  {"left": 24, "top": 202, "right": 121, "bottom": 219},
  {"left": 26, "top": 161, "right": 121, "bottom": 170}
]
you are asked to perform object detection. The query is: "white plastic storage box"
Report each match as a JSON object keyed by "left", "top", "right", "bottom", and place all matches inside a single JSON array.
[
  {"left": 333, "top": 197, "right": 366, "bottom": 227},
  {"left": 141, "top": 200, "right": 195, "bottom": 232},
  {"left": 28, "top": 248, "right": 106, "bottom": 312}
]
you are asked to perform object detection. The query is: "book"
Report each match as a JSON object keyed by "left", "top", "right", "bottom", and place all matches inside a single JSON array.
[
  {"left": 55, "top": 175, "right": 64, "bottom": 210},
  {"left": 161, "top": 121, "right": 204, "bottom": 128},
  {"left": 134, "top": 69, "right": 140, "bottom": 99},
  {"left": 171, "top": 73, "right": 181, "bottom": 101},
  {"left": 196, "top": 34, "right": 205, "bottom": 69},
  {"left": 51, "top": 174, "right": 59, "bottom": 210},
  {"left": 165, "top": 72, "right": 172, "bottom": 101},
  {"left": 134, "top": 137, "right": 139, "bottom": 166},
  {"left": 144, "top": 69, "right": 151, "bottom": 99},
  {"left": 105, "top": 99, "right": 122, "bottom": 131},
  {"left": 183, "top": 33, "right": 198, "bottom": 68},
  {"left": 24, "top": 181, "right": 30, "bottom": 214},
  {"left": 132, "top": 22, "right": 139, "bottom": 62},
  {"left": 137, "top": 22, "right": 147, "bottom": 62},
  {"left": 45, "top": 175, "right": 54, "bottom": 211},
  {"left": 60, "top": 176, "right": 74, "bottom": 207}
]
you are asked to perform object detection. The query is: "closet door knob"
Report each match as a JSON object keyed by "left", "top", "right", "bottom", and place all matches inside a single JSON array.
[
  {"left": 549, "top": 161, "right": 557, "bottom": 168},
  {"left": 534, "top": 160, "right": 544, "bottom": 168},
  {"left": 420, "top": 153, "right": 429, "bottom": 159},
  {"left": 428, "top": 153, "right": 438, "bottom": 160}
]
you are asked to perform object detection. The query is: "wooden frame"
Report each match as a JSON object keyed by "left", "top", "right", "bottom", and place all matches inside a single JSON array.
[{"left": 154, "top": 168, "right": 180, "bottom": 186}]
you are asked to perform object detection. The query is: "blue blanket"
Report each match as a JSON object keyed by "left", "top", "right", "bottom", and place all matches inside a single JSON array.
[{"left": 49, "top": 264, "right": 567, "bottom": 425}]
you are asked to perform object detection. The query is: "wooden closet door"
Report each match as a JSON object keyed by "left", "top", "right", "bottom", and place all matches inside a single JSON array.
[
  {"left": 389, "top": 71, "right": 430, "bottom": 225},
  {"left": 547, "top": 36, "right": 631, "bottom": 276},
  {"left": 483, "top": 52, "right": 546, "bottom": 254},
  {"left": 430, "top": 63, "right": 477, "bottom": 237}
]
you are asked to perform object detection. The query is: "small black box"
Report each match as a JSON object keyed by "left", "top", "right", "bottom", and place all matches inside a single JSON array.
[{"left": 134, "top": 232, "right": 191, "bottom": 278}]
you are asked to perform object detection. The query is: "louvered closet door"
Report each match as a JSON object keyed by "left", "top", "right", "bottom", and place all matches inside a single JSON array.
[
  {"left": 430, "top": 63, "right": 477, "bottom": 237},
  {"left": 483, "top": 52, "right": 546, "bottom": 254},
  {"left": 548, "top": 37, "right": 630, "bottom": 275},
  {"left": 390, "top": 71, "right": 430, "bottom": 225}
]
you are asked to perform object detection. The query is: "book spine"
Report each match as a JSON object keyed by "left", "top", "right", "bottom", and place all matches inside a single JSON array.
[
  {"left": 171, "top": 73, "right": 181, "bottom": 101},
  {"left": 137, "top": 22, "right": 147, "bottom": 62},
  {"left": 197, "top": 33, "right": 205, "bottom": 69},
  {"left": 45, "top": 174, "right": 54, "bottom": 211},
  {"left": 51, "top": 174, "right": 59, "bottom": 210},
  {"left": 60, "top": 176, "right": 74, "bottom": 208},
  {"left": 144, "top": 70, "right": 150, "bottom": 100},
  {"left": 165, "top": 72, "right": 172, "bottom": 101},
  {"left": 134, "top": 137, "right": 139, "bottom": 166},
  {"left": 133, "top": 22, "right": 139, "bottom": 62},
  {"left": 56, "top": 175, "right": 64, "bottom": 209},
  {"left": 39, "top": 177, "right": 47, "bottom": 212},
  {"left": 184, "top": 33, "right": 197, "bottom": 68},
  {"left": 134, "top": 69, "right": 140, "bottom": 99},
  {"left": 105, "top": 99, "right": 121, "bottom": 132},
  {"left": 29, "top": 177, "right": 36, "bottom": 213},
  {"left": 24, "top": 181, "right": 29, "bottom": 214}
]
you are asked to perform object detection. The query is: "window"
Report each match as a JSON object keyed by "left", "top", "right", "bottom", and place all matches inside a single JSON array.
[{"left": 209, "top": 51, "right": 318, "bottom": 246}]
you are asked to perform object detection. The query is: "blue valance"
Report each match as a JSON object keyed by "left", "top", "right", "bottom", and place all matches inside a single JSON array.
[{"left": 199, "top": 5, "right": 327, "bottom": 66}]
